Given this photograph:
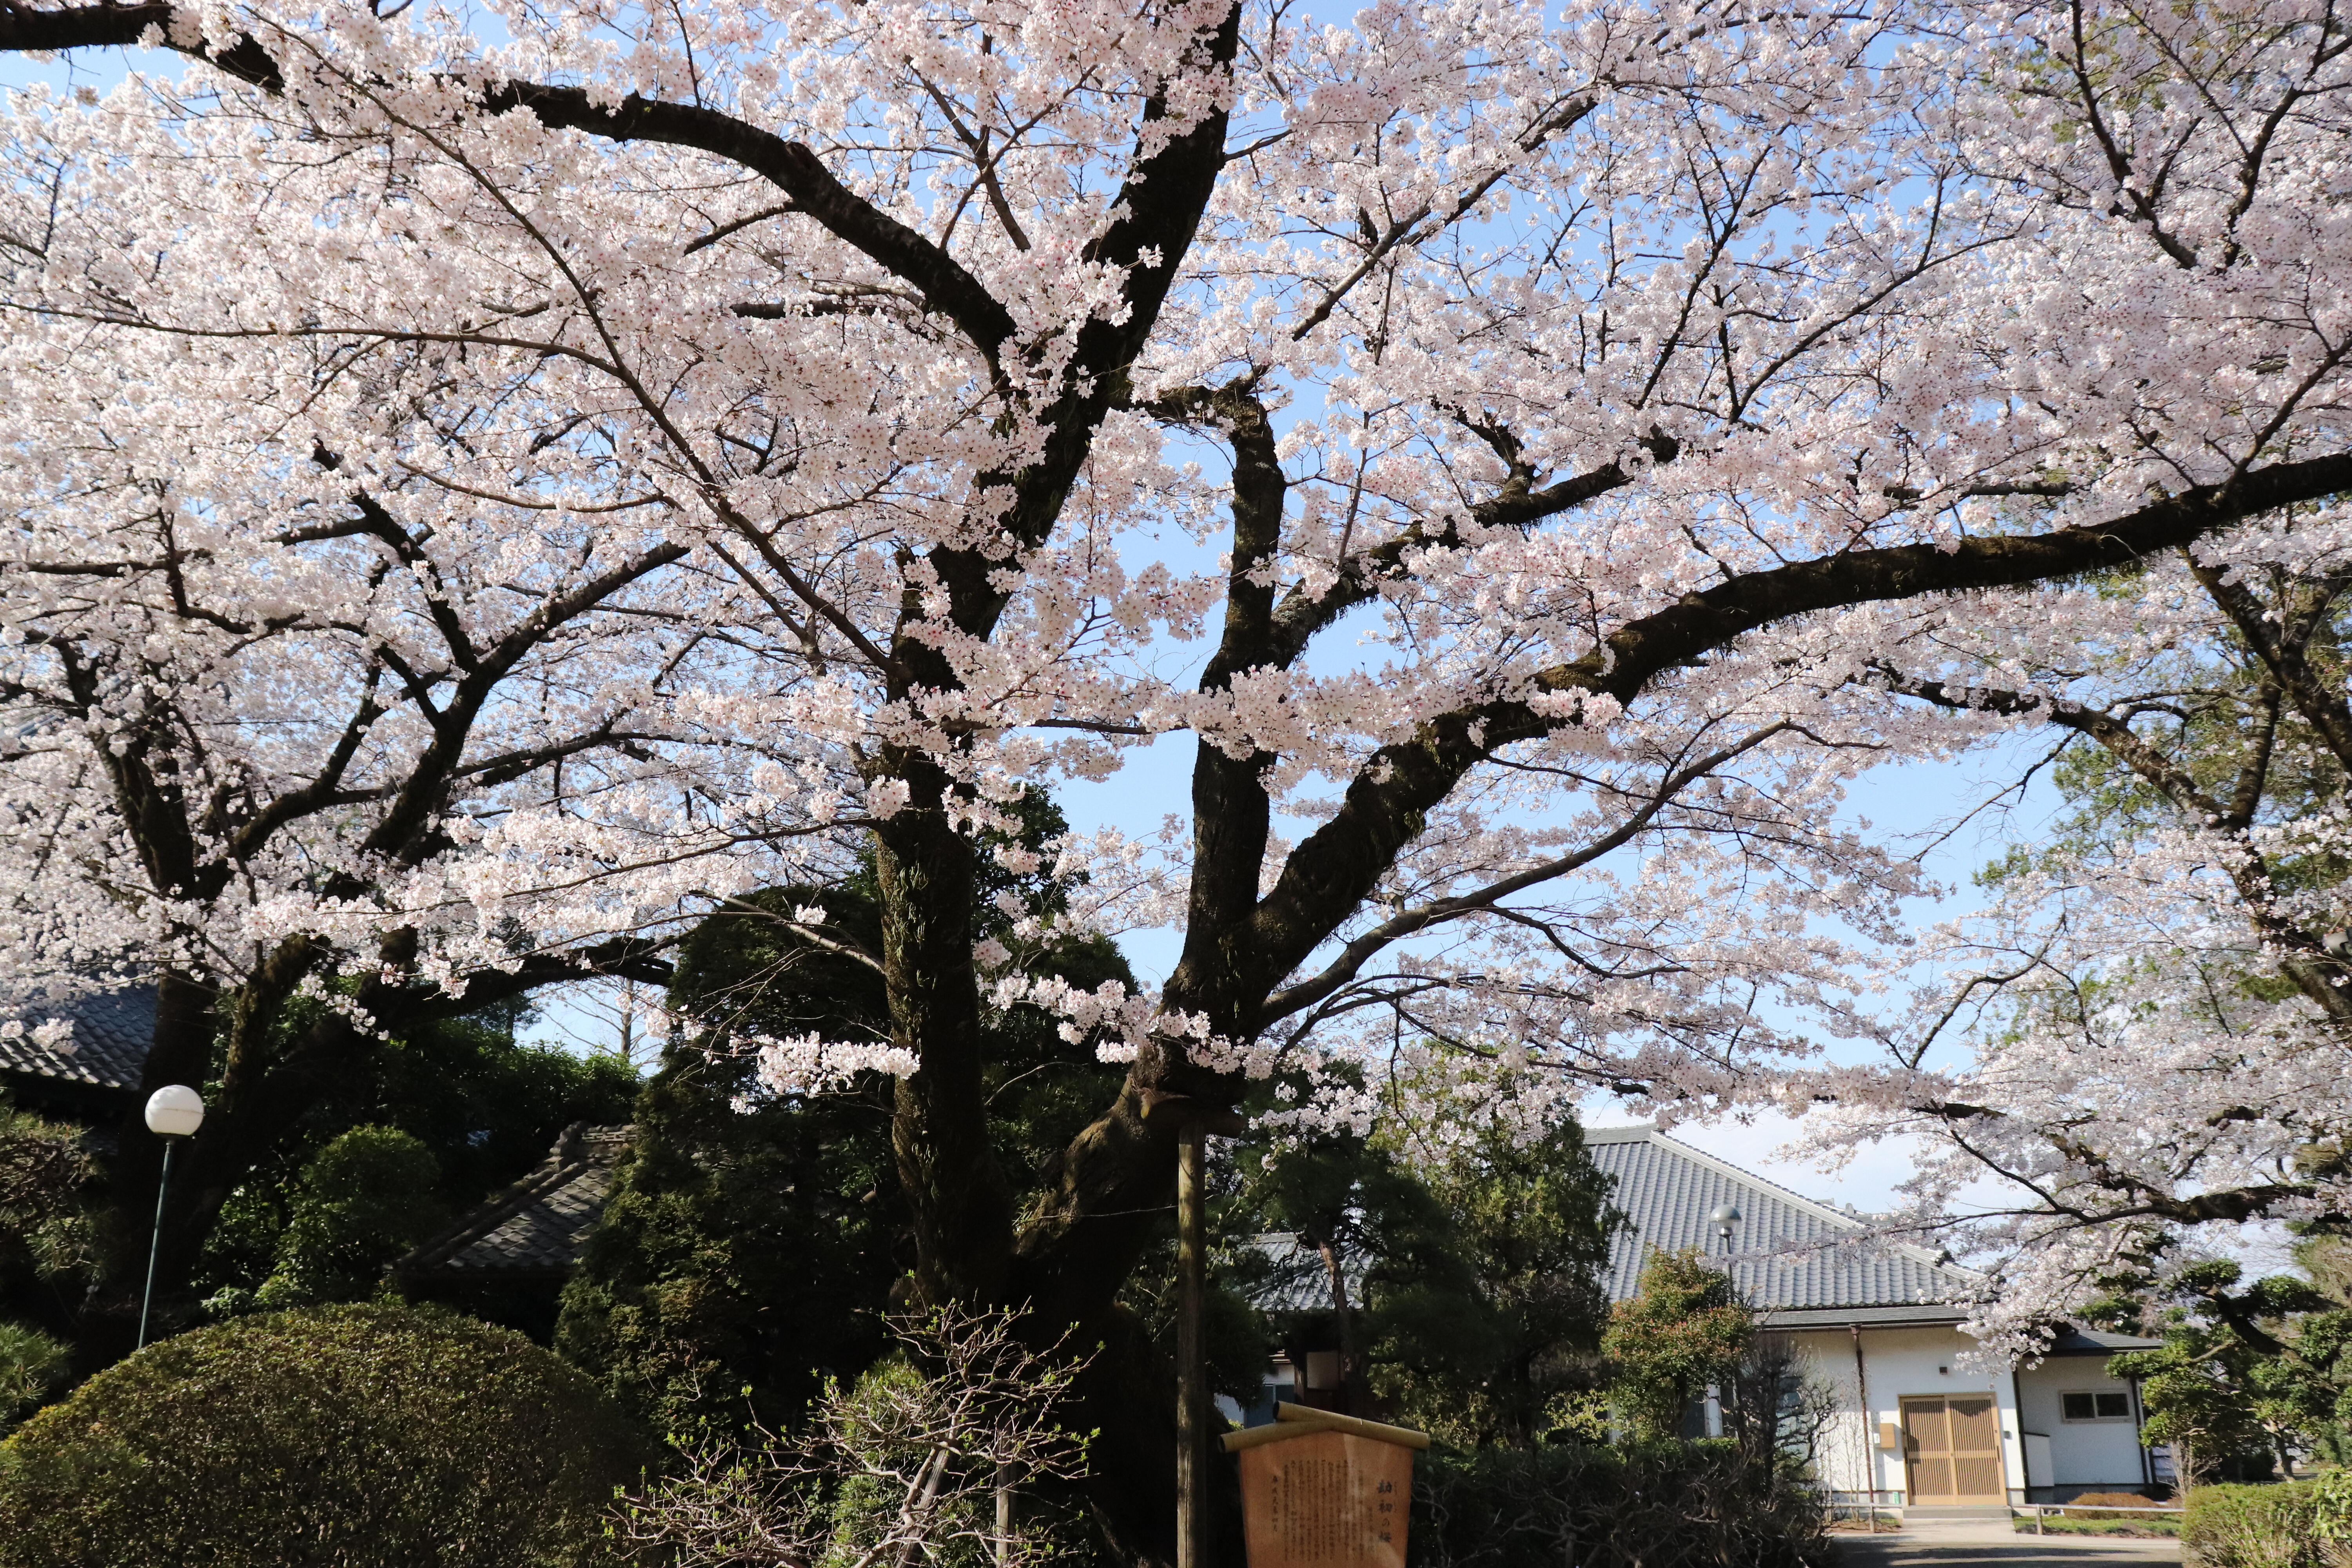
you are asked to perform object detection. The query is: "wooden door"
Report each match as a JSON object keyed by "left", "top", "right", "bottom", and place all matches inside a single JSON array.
[{"left": 1900, "top": 1394, "right": 2004, "bottom": 1502}]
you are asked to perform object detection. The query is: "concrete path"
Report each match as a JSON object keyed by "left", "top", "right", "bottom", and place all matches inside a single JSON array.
[{"left": 1836, "top": 1518, "right": 2182, "bottom": 1567}]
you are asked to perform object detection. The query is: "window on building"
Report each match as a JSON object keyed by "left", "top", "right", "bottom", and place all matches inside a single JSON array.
[{"left": 2060, "top": 1391, "right": 2133, "bottom": 1422}]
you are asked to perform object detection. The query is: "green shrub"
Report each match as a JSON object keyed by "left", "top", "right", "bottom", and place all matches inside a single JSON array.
[
  {"left": 0, "top": 1303, "right": 651, "bottom": 1568},
  {"left": 1412, "top": 1441, "right": 1831, "bottom": 1568},
  {"left": 2185, "top": 1481, "right": 2323, "bottom": 1568},
  {"left": 2019, "top": 1516, "right": 2182, "bottom": 1537},
  {"left": 1599, "top": 1251, "right": 1752, "bottom": 1443},
  {"left": 252, "top": 1124, "right": 445, "bottom": 1309},
  {"left": 2317, "top": 1470, "right": 2352, "bottom": 1541}
]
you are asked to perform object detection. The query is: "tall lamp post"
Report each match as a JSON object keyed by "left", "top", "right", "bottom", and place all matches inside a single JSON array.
[
  {"left": 138, "top": 1084, "right": 205, "bottom": 1350},
  {"left": 1704, "top": 1201, "right": 1741, "bottom": 1438}
]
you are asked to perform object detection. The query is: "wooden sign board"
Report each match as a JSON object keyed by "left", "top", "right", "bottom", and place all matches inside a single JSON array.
[{"left": 1227, "top": 1412, "right": 1421, "bottom": 1568}]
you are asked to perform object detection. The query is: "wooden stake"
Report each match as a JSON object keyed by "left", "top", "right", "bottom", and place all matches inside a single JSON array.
[{"left": 1176, "top": 1116, "right": 1208, "bottom": 1568}]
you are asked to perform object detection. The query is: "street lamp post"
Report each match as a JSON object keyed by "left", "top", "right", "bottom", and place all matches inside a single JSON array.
[
  {"left": 1704, "top": 1201, "right": 1742, "bottom": 1438},
  {"left": 138, "top": 1084, "right": 205, "bottom": 1350}
]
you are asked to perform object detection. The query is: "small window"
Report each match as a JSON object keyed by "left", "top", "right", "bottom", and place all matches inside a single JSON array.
[{"left": 2061, "top": 1391, "right": 2133, "bottom": 1422}]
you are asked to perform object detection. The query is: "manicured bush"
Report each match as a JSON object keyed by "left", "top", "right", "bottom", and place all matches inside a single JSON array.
[
  {"left": 2185, "top": 1480, "right": 2322, "bottom": 1568},
  {"left": 2020, "top": 1515, "right": 2182, "bottom": 1537},
  {"left": 2061, "top": 1490, "right": 2172, "bottom": 1520},
  {"left": 252, "top": 1124, "right": 446, "bottom": 1310},
  {"left": 1412, "top": 1441, "right": 1832, "bottom": 1568},
  {"left": 0, "top": 1303, "right": 651, "bottom": 1568}
]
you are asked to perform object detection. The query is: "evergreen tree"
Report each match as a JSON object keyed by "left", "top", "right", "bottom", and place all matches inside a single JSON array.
[
  {"left": 191, "top": 1004, "right": 639, "bottom": 1317},
  {"left": 554, "top": 882, "right": 906, "bottom": 1436},
  {"left": 250, "top": 1126, "right": 446, "bottom": 1310},
  {"left": 1225, "top": 1111, "right": 1618, "bottom": 1448},
  {"left": 1373, "top": 1120, "right": 1619, "bottom": 1448},
  {"left": 1601, "top": 1251, "right": 1752, "bottom": 1444},
  {"left": 2095, "top": 1252, "right": 2352, "bottom": 1482},
  {"left": 0, "top": 1095, "right": 93, "bottom": 1350},
  {"left": 559, "top": 793, "right": 1136, "bottom": 1435}
]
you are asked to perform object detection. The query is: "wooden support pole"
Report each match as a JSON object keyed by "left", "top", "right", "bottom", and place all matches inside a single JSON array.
[
  {"left": 1176, "top": 1116, "right": 1208, "bottom": 1568},
  {"left": 1144, "top": 1091, "right": 1244, "bottom": 1568}
]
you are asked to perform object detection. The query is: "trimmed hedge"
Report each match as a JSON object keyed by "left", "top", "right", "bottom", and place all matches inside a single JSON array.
[
  {"left": 1412, "top": 1441, "right": 1832, "bottom": 1568},
  {"left": 0, "top": 1303, "right": 650, "bottom": 1568},
  {"left": 2184, "top": 1481, "right": 2323, "bottom": 1568}
]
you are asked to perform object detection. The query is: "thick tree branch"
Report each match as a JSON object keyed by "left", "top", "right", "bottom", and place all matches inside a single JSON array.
[
  {"left": 0, "top": 4, "right": 1018, "bottom": 364},
  {"left": 1259, "top": 720, "right": 1800, "bottom": 1024},
  {"left": 1246, "top": 452, "right": 2352, "bottom": 1022}
]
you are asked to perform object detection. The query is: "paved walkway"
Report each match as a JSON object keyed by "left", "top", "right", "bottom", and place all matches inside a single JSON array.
[{"left": 1836, "top": 1518, "right": 2182, "bottom": 1567}]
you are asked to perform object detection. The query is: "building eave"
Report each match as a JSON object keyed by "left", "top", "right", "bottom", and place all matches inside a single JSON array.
[{"left": 1760, "top": 1303, "right": 1973, "bottom": 1330}]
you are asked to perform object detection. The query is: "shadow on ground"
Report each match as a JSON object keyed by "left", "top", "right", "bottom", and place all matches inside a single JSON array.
[{"left": 1835, "top": 1526, "right": 2181, "bottom": 1567}]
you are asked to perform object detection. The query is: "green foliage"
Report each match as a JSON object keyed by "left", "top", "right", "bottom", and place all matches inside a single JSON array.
[
  {"left": 0, "top": 1098, "right": 94, "bottom": 1342},
  {"left": 2182, "top": 1481, "right": 2327, "bottom": 1568},
  {"left": 193, "top": 1007, "right": 639, "bottom": 1312},
  {"left": 0, "top": 1322, "right": 67, "bottom": 1435},
  {"left": 2102, "top": 1255, "right": 2349, "bottom": 1480},
  {"left": 561, "top": 790, "right": 1137, "bottom": 1437},
  {"left": 245, "top": 1125, "right": 445, "bottom": 1310},
  {"left": 1600, "top": 1250, "right": 1752, "bottom": 1443},
  {"left": 554, "top": 901, "right": 906, "bottom": 1436},
  {"left": 1220, "top": 1111, "right": 1617, "bottom": 1448},
  {"left": 2315, "top": 1469, "right": 2352, "bottom": 1541},
  {"left": 0, "top": 1302, "right": 650, "bottom": 1568},
  {"left": 1370, "top": 1122, "right": 1616, "bottom": 1448},
  {"left": 1410, "top": 1442, "right": 1831, "bottom": 1568},
  {"left": 1120, "top": 1227, "right": 1279, "bottom": 1409},
  {"left": 1218, "top": 1117, "right": 1432, "bottom": 1379}
]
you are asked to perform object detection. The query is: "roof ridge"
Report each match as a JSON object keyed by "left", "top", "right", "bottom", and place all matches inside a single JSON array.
[{"left": 1639, "top": 1125, "right": 1871, "bottom": 1237}]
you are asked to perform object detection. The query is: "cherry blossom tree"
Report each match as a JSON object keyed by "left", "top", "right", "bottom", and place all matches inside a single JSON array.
[
  {"left": 7, "top": 0, "right": 2352, "bottom": 1540},
  {"left": 1809, "top": 513, "right": 2352, "bottom": 1356}
]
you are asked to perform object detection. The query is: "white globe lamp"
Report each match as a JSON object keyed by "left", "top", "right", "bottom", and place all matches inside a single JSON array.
[{"left": 144, "top": 1084, "right": 205, "bottom": 1137}]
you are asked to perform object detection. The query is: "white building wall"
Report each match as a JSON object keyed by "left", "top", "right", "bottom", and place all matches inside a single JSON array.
[
  {"left": 1860, "top": 1327, "right": 2027, "bottom": 1501},
  {"left": 1782, "top": 1325, "right": 2029, "bottom": 1501},
  {"left": 1784, "top": 1330, "right": 1880, "bottom": 1502},
  {"left": 1783, "top": 1323, "right": 2156, "bottom": 1502},
  {"left": 2015, "top": 1359, "right": 2150, "bottom": 1490}
]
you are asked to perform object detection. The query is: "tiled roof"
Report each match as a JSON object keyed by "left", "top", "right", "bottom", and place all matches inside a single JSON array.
[
  {"left": 0, "top": 985, "right": 156, "bottom": 1094},
  {"left": 1586, "top": 1124, "right": 1977, "bottom": 1319},
  {"left": 1241, "top": 1232, "right": 1364, "bottom": 1315},
  {"left": 399, "top": 1123, "right": 633, "bottom": 1282}
]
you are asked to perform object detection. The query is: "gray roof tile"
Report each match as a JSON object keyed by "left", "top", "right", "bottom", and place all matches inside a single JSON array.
[
  {"left": 1241, "top": 1232, "right": 1362, "bottom": 1315},
  {"left": 399, "top": 1123, "right": 633, "bottom": 1281},
  {"left": 0, "top": 985, "right": 156, "bottom": 1094},
  {"left": 1586, "top": 1125, "right": 1976, "bottom": 1316}
]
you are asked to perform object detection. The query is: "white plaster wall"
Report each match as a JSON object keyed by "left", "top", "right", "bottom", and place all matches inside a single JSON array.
[
  {"left": 1784, "top": 1326, "right": 2029, "bottom": 1500},
  {"left": 2015, "top": 1359, "right": 2150, "bottom": 1489},
  {"left": 1784, "top": 1330, "right": 1880, "bottom": 1501}
]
